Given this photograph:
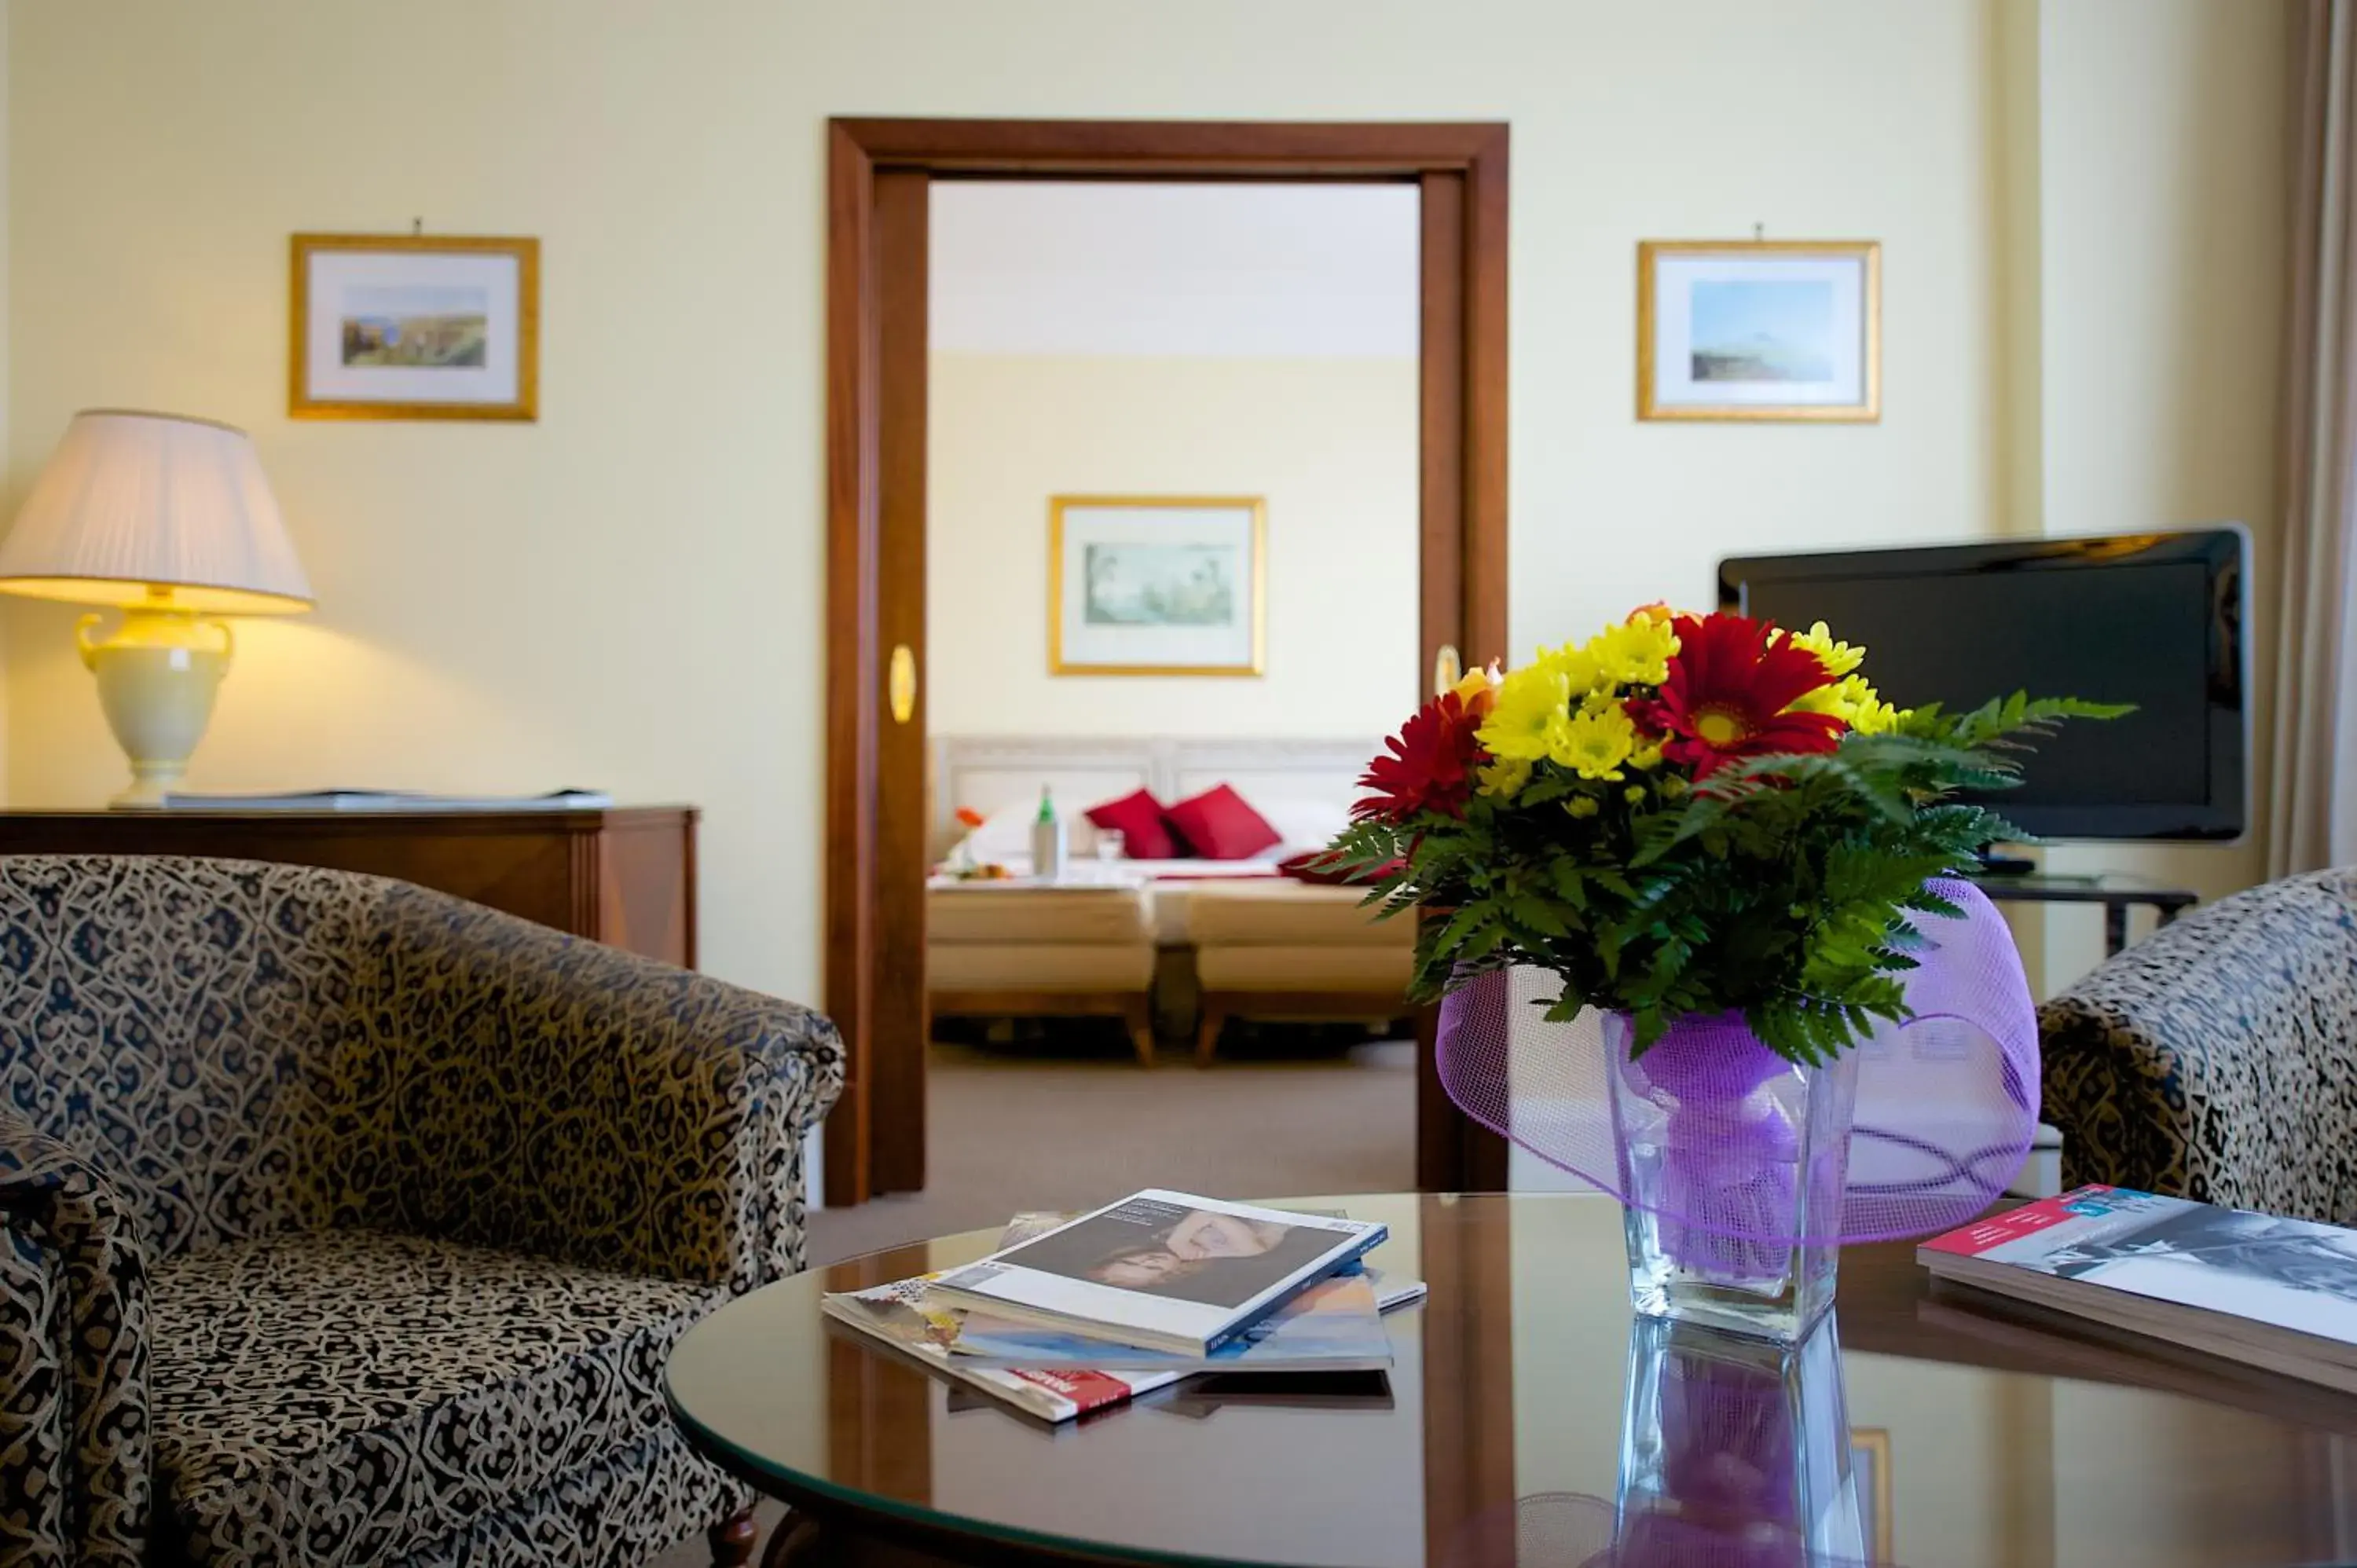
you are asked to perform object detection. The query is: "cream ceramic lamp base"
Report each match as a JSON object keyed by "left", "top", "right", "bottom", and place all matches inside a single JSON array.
[{"left": 77, "top": 606, "right": 234, "bottom": 809}]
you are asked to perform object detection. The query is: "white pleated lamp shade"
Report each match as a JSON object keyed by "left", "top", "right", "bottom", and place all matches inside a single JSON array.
[{"left": 0, "top": 409, "right": 313, "bottom": 614}]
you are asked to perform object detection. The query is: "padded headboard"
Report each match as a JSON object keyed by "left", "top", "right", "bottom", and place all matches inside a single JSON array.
[{"left": 929, "top": 735, "right": 1375, "bottom": 858}]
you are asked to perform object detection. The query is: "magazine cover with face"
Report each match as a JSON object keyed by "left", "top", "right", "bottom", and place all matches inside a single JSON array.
[{"left": 926, "top": 1190, "right": 1388, "bottom": 1356}]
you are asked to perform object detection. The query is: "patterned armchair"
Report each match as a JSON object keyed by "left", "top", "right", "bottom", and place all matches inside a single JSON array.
[
  {"left": 0, "top": 855, "right": 843, "bottom": 1567},
  {"left": 2040, "top": 866, "right": 2357, "bottom": 1225}
]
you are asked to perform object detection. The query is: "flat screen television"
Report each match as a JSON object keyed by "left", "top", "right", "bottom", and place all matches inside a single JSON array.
[{"left": 1717, "top": 529, "right": 2249, "bottom": 841}]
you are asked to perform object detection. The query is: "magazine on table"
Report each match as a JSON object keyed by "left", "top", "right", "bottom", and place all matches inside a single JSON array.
[
  {"left": 922, "top": 1189, "right": 1388, "bottom": 1357},
  {"left": 819, "top": 1270, "right": 1182, "bottom": 1423},
  {"left": 948, "top": 1208, "right": 1420, "bottom": 1369},
  {"left": 948, "top": 1267, "right": 1413, "bottom": 1370},
  {"left": 1919, "top": 1185, "right": 2357, "bottom": 1394},
  {"left": 820, "top": 1207, "right": 1414, "bottom": 1423}
]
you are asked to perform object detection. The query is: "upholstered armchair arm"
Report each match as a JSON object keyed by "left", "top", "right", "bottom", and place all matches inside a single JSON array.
[
  {"left": 0, "top": 1110, "right": 151, "bottom": 1567},
  {"left": 357, "top": 885, "right": 845, "bottom": 1290},
  {"left": 2040, "top": 867, "right": 2357, "bottom": 1225}
]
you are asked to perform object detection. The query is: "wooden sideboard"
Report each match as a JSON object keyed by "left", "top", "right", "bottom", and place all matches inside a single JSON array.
[{"left": 0, "top": 806, "right": 698, "bottom": 968}]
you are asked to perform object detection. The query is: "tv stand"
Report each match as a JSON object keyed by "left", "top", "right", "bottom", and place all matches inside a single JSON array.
[{"left": 1965, "top": 871, "right": 2199, "bottom": 958}]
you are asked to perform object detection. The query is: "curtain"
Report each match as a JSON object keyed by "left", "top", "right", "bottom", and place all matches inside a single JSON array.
[{"left": 2271, "top": 0, "right": 2357, "bottom": 875}]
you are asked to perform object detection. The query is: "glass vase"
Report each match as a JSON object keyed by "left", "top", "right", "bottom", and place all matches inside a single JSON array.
[{"left": 1604, "top": 1009, "right": 1861, "bottom": 1343}]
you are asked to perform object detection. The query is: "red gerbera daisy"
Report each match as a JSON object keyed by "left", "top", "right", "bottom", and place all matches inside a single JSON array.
[
  {"left": 1354, "top": 691, "right": 1486, "bottom": 822},
  {"left": 1626, "top": 612, "right": 1842, "bottom": 779}
]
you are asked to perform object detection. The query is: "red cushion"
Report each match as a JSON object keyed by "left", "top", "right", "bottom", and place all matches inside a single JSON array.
[
  {"left": 1165, "top": 785, "right": 1282, "bottom": 861},
  {"left": 1279, "top": 848, "right": 1400, "bottom": 885},
  {"left": 1084, "top": 789, "right": 1184, "bottom": 859}
]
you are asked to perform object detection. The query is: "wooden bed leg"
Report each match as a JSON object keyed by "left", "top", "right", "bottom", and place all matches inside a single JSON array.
[
  {"left": 1196, "top": 1002, "right": 1225, "bottom": 1068},
  {"left": 1125, "top": 996, "right": 1157, "bottom": 1066}
]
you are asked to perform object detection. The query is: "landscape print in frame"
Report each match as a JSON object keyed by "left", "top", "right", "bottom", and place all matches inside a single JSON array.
[
  {"left": 291, "top": 233, "right": 540, "bottom": 420},
  {"left": 1050, "top": 496, "right": 1266, "bottom": 676},
  {"left": 1638, "top": 240, "right": 1879, "bottom": 422}
]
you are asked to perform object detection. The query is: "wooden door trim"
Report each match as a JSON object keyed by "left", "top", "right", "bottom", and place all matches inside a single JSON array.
[{"left": 825, "top": 117, "right": 1511, "bottom": 1206}]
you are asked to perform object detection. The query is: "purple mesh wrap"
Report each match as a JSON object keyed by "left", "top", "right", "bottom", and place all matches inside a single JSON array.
[{"left": 1436, "top": 877, "right": 2036, "bottom": 1246}]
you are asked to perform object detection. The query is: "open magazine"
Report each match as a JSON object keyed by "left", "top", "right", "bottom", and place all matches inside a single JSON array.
[
  {"left": 925, "top": 1189, "right": 1388, "bottom": 1356},
  {"left": 1920, "top": 1185, "right": 2357, "bottom": 1394}
]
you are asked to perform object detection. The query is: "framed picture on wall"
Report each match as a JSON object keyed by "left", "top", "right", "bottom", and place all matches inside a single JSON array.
[
  {"left": 1638, "top": 240, "right": 1879, "bottom": 422},
  {"left": 290, "top": 233, "right": 540, "bottom": 420},
  {"left": 1049, "top": 496, "right": 1266, "bottom": 676}
]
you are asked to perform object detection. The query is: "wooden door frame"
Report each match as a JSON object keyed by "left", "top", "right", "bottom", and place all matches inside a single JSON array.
[{"left": 825, "top": 117, "right": 1512, "bottom": 1206}]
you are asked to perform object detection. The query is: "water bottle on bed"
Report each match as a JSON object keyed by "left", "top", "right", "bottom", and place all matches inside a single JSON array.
[{"left": 1030, "top": 786, "right": 1066, "bottom": 882}]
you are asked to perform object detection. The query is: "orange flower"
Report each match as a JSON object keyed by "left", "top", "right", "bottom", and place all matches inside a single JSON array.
[{"left": 955, "top": 806, "right": 986, "bottom": 830}]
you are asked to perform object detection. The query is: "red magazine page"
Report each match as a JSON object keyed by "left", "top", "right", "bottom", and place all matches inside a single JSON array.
[
  {"left": 1920, "top": 1186, "right": 2122, "bottom": 1256},
  {"left": 1006, "top": 1368, "right": 1142, "bottom": 1416}
]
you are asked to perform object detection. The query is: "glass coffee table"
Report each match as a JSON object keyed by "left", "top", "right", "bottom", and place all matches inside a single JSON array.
[{"left": 665, "top": 1193, "right": 2357, "bottom": 1566}]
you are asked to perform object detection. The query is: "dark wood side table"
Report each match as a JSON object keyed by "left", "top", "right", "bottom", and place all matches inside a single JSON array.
[
  {"left": 0, "top": 806, "right": 698, "bottom": 968},
  {"left": 1970, "top": 871, "right": 2200, "bottom": 958}
]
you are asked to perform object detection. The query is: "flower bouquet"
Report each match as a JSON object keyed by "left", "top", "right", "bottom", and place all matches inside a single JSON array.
[{"left": 1327, "top": 606, "right": 2124, "bottom": 1337}]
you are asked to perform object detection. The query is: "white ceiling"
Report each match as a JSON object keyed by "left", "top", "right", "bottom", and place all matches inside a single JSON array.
[{"left": 929, "top": 181, "right": 1420, "bottom": 360}]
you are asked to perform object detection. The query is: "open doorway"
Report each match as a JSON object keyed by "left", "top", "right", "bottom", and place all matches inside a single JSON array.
[{"left": 821, "top": 119, "right": 1508, "bottom": 1214}]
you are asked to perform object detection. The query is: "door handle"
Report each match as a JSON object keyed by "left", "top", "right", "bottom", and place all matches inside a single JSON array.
[
  {"left": 1433, "top": 643, "right": 1462, "bottom": 696},
  {"left": 889, "top": 644, "right": 918, "bottom": 725}
]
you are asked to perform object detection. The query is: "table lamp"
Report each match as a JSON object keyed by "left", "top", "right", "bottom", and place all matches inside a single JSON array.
[{"left": 0, "top": 410, "right": 313, "bottom": 808}]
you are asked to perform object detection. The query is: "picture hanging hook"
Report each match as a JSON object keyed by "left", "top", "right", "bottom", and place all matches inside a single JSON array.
[
  {"left": 1753, "top": 222, "right": 1765, "bottom": 242},
  {"left": 412, "top": 217, "right": 423, "bottom": 236}
]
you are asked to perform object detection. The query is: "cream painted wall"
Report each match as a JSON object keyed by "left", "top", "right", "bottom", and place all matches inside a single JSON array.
[
  {"left": 0, "top": 0, "right": 10, "bottom": 790},
  {"left": 0, "top": 0, "right": 2022, "bottom": 1002},
  {"left": 2025, "top": 0, "right": 2290, "bottom": 985},
  {"left": 926, "top": 353, "right": 1418, "bottom": 741}
]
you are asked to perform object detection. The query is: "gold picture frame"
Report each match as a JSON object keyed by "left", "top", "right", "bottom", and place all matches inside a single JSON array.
[
  {"left": 290, "top": 233, "right": 540, "bottom": 421},
  {"left": 1850, "top": 1427, "right": 1893, "bottom": 1561},
  {"left": 1048, "top": 495, "right": 1267, "bottom": 677},
  {"left": 1637, "top": 240, "right": 1880, "bottom": 423}
]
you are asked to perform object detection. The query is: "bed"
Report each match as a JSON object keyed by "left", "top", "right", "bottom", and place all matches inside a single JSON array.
[{"left": 926, "top": 735, "right": 1415, "bottom": 1059}]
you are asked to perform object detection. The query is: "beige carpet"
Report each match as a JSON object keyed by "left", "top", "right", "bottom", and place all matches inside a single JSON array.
[
  {"left": 647, "top": 1035, "right": 1413, "bottom": 1566},
  {"left": 805, "top": 1035, "right": 1417, "bottom": 1266}
]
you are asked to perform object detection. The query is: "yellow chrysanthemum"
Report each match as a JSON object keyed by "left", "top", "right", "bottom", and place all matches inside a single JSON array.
[
  {"left": 1478, "top": 756, "right": 1533, "bottom": 798},
  {"left": 1625, "top": 785, "right": 1648, "bottom": 804},
  {"left": 1549, "top": 703, "right": 1637, "bottom": 781},
  {"left": 1849, "top": 693, "right": 1909, "bottom": 735},
  {"left": 1533, "top": 640, "right": 1605, "bottom": 700},
  {"left": 1479, "top": 663, "right": 1572, "bottom": 761},
  {"left": 1566, "top": 794, "right": 1600, "bottom": 819},
  {"left": 1787, "top": 621, "right": 1866, "bottom": 680},
  {"left": 1789, "top": 672, "right": 1906, "bottom": 735},
  {"left": 1629, "top": 738, "right": 1666, "bottom": 771},
  {"left": 1584, "top": 615, "right": 1679, "bottom": 687}
]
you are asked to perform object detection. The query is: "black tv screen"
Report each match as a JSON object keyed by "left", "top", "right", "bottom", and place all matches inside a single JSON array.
[{"left": 1717, "top": 529, "right": 2247, "bottom": 841}]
